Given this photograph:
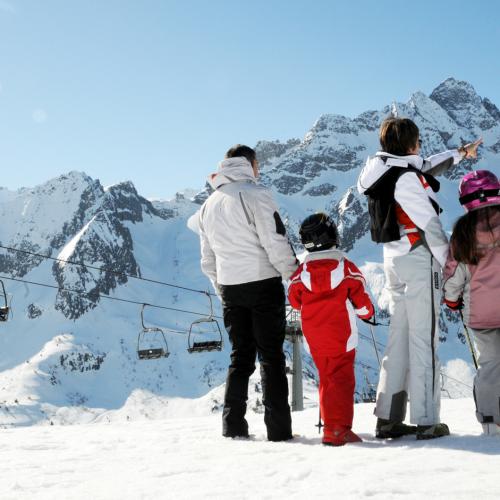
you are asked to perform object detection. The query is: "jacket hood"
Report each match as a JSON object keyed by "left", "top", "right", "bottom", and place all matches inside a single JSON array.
[
  {"left": 208, "top": 157, "right": 256, "bottom": 190},
  {"left": 300, "top": 249, "right": 345, "bottom": 293},
  {"left": 357, "top": 152, "right": 424, "bottom": 194}
]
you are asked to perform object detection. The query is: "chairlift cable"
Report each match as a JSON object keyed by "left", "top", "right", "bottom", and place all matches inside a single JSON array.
[
  {"left": 359, "top": 331, "right": 386, "bottom": 350},
  {"left": 0, "top": 244, "right": 217, "bottom": 297},
  {"left": 0, "top": 274, "right": 222, "bottom": 319},
  {"left": 439, "top": 372, "right": 473, "bottom": 390}
]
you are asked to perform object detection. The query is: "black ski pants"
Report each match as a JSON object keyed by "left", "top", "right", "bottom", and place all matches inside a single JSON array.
[{"left": 220, "top": 277, "right": 292, "bottom": 441}]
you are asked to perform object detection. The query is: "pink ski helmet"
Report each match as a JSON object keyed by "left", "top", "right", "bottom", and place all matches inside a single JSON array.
[{"left": 458, "top": 170, "right": 500, "bottom": 212}]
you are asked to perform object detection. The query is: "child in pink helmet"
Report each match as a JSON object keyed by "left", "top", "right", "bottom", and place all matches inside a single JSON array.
[{"left": 443, "top": 170, "right": 500, "bottom": 435}]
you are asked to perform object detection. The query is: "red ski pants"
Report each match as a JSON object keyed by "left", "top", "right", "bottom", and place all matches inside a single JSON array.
[{"left": 312, "top": 350, "right": 356, "bottom": 429}]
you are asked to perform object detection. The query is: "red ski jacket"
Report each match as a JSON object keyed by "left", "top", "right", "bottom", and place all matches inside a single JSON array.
[{"left": 288, "top": 249, "right": 374, "bottom": 357}]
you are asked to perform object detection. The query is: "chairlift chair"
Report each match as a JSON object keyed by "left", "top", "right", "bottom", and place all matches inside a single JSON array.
[
  {"left": 0, "top": 280, "right": 10, "bottom": 322},
  {"left": 187, "top": 292, "right": 223, "bottom": 353},
  {"left": 137, "top": 304, "right": 170, "bottom": 360}
]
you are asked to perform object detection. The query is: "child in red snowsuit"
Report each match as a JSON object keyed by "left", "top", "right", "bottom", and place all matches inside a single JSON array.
[{"left": 288, "top": 213, "right": 374, "bottom": 446}]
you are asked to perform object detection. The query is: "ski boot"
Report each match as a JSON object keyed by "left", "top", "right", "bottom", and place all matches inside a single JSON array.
[
  {"left": 482, "top": 423, "right": 500, "bottom": 436},
  {"left": 322, "top": 425, "right": 362, "bottom": 447},
  {"left": 375, "top": 418, "right": 417, "bottom": 439},
  {"left": 416, "top": 423, "right": 450, "bottom": 440}
]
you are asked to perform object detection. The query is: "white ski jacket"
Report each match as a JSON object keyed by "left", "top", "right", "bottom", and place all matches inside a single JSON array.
[
  {"left": 357, "top": 150, "right": 462, "bottom": 267},
  {"left": 198, "top": 157, "right": 298, "bottom": 291}
]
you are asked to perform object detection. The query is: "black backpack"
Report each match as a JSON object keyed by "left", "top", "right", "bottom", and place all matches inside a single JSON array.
[{"left": 364, "top": 165, "right": 440, "bottom": 244}]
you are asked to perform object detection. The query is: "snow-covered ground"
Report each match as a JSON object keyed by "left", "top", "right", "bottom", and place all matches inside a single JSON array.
[{"left": 1, "top": 397, "right": 499, "bottom": 500}]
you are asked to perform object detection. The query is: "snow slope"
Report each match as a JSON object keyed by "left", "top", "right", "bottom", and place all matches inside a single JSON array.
[{"left": 0, "top": 398, "right": 498, "bottom": 500}]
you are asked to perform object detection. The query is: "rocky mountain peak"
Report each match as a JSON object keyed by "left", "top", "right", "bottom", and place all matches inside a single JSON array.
[
  {"left": 309, "top": 114, "right": 359, "bottom": 136},
  {"left": 104, "top": 181, "right": 158, "bottom": 223},
  {"left": 254, "top": 139, "right": 301, "bottom": 169},
  {"left": 430, "top": 78, "right": 497, "bottom": 130},
  {"left": 482, "top": 97, "right": 500, "bottom": 122},
  {"left": 431, "top": 78, "right": 478, "bottom": 101}
]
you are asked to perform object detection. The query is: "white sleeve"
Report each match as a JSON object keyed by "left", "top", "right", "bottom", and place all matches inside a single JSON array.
[
  {"left": 394, "top": 173, "right": 449, "bottom": 267},
  {"left": 199, "top": 210, "right": 219, "bottom": 294},
  {"left": 443, "top": 261, "right": 468, "bottom": 302},
  {"left": 187, "top": 210, "right": 201, "bottom": 234},
  {"left": 422, "top": 150, "right": 462, "bottom": 176},
  {"left": 249, "top": 188, "right": 298, "bottom": 280}
]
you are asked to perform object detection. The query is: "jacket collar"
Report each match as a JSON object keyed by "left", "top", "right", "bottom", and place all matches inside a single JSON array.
[
  {"left": 304, "top": 248, "right": 344, "bottom": 263},
  {"left": 358, "top": 152, "right": 424, "bottom": 193},
  {"left": 374, "top": 151, "right": 424, "bottom": 169},
  {"left": 208, "top": 157, "right": 257, "bottom": 190}
]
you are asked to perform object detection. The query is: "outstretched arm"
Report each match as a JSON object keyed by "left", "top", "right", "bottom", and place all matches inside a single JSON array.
[{"left": 423, "top": 138, "right": 482, "bottom": 176}]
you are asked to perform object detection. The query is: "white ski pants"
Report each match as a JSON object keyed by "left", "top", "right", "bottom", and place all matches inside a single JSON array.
[
  {"left": 375, "top": 245, "right": 442, "bottom": 425},
  {"left": 473, "top": 328, "right": 500, "bottom": 424}
]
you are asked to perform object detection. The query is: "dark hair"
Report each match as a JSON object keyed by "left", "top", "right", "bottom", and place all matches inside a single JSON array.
[
  {"left": 379, "top": 118, "right": 419, "bottom": 156},
  {"left": 225, "top": 144, "right": 256, "bottom": 164},
  {"left": 450, "top": 205, "right": 500, "bottom": 265}
]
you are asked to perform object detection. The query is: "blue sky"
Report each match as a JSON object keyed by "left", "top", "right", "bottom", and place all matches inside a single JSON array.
[{"left": 1, "top": 0, "right": 499, "bottom": 198}]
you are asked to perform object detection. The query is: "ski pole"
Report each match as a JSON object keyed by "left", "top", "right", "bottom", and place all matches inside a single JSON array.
[
  {"left": 460, "top": 310, "right": 478, "bottom": 370},
  {"left": 315, "top": 408, "right": 323, "bottom": 434},
  {"left": 369, "top": 323, "right": 382, "bottom": 368}
]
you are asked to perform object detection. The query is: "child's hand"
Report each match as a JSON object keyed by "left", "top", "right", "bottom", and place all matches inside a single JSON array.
[{"left": 459, "top": 138, "right": 483, "bottom": 159}]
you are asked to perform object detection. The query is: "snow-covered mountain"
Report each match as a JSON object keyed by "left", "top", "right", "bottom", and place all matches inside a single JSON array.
[{"left": 0, "top": 77, "right": 498, "bottom": 426}]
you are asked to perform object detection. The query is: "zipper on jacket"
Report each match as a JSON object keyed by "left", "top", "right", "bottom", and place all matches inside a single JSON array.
[{"left": 239, "top": 192, "right": 253, "bottom": 225}]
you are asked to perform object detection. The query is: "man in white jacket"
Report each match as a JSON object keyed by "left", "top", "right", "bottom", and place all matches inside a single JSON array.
[
  {"left": 198, "top": 144, "right": 298, "bottom": 441},
  {"left": 357, "top": 117, "right": 481, "bottom": 440}
]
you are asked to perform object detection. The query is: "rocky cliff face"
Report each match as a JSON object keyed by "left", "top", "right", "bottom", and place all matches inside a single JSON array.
[{"left": 0, "top": 172, "right": 184, "bottom": 319}]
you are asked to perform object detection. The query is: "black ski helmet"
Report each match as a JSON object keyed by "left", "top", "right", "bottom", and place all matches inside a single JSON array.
[{"left": 299, "top": 213, "right": 339, "bottom": 252}]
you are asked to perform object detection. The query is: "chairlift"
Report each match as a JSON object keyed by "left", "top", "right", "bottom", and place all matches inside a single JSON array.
[
  {"left": 0, "top": 280, "right": 10, "bottom": 322},
  {"left": 137, "top": 304, "right": 170, "bottom": 360},
  {"left": 187, "top": 292, "right": 223, "bottom": 353}
]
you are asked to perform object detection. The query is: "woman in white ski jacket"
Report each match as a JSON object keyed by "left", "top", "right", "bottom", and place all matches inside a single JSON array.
[
  {"left": 198, "top": 145, "right": 298, "bottom": 442},
  {"left": 357, "top": 117, "right": 481, "bottom": 440}
]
